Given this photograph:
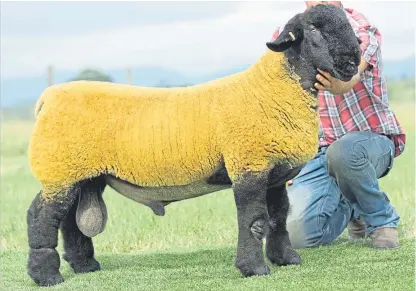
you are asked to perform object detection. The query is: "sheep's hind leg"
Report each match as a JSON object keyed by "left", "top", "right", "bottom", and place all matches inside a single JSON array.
[
  {"left": 61, "top": 178, "right": 105, "bottom": 274},
  {"left": 27, "top": 186, "right": 79, "bottom": 286},
  {"left": 266, "top": 184, "right": 301, "bottom": 266},
  {"left": 233, "top": 172, "right": 270, "bottom": 277}
]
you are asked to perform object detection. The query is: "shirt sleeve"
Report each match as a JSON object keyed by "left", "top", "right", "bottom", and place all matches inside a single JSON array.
[{"left": 357, "top": 24, "right": 381, "bottom": 68}]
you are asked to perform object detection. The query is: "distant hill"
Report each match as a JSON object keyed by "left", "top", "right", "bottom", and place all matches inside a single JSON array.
[
  {"left": 0, "top": 66, "right": 192, "bottom": 108},
  {"left": 2, "top": 78, "right": 413, "bottom": 122},
  {"left": 1, "top": 55, "right": 414, "bottom": 109},
  {"left": 383, "top": 55, "right": 415, "bottom": 81},
  {"left": 1, "top": 105, "right": 36, "bottom": 122}
]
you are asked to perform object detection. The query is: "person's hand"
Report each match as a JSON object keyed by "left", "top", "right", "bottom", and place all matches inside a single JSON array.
[
  {"left": 315, "top": 57, "right": 368, "bottom": 95},
  {"left": 314, "top": 68, "right": 351, "bottom": 95}
]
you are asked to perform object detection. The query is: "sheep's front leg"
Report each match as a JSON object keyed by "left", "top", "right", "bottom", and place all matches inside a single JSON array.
[
  {"left": 266, "top": 184, "right": 301, "bottom": 265},
  {"left": 233, "top": 172, "right": 270, "bottom": 277}
]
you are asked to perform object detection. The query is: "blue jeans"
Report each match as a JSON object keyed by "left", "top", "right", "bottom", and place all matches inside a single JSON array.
[{"left": 286, "top": 131, "right": 400, "bottom": 249}]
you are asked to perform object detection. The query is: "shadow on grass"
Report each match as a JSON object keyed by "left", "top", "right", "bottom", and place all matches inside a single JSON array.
[
  {"left": 71, "top": 235, "right": 410, "bottom": 275},
  {"left": 1, "top": 238, "right": 414, "bottom": 290},
  {"left": 95, "top": 237, "right": 357, "bottom": 270},
  {"left": 98, "top": 246, "right": 236, "bottom": 271}
]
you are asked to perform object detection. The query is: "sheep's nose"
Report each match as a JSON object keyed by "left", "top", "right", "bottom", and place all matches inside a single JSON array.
[{"left": 346, "top": 61, "right": 355, "bottom": 73}]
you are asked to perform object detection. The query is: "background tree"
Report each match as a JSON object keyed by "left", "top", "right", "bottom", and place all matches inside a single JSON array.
[
  {"left": 154, "top": 79, "right": 192, "bottom": 88},
  {"left": 69, "top": 68, "right": 113, "bottom": 82}
]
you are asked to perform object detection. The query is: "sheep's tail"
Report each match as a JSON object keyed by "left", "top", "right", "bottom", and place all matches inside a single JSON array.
[
  {"left": 34, "top": 98, "right": 44, "bottom": 118},
  {"left": 34, "top": 87, "right": 50, "bottom": 118},
  {"left": 34, "top": 85, "right": 56, "bottom": 118}
]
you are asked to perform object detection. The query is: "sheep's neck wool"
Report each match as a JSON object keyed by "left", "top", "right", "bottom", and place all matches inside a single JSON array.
[
  {"left": 215, "top": 50, "right": 319, "bottom": 179},
  {"left": 29, "top": 49, "right": 318, "bottom": 199}
]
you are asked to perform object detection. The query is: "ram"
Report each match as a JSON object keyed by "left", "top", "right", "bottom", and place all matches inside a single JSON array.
[{"left": 26, "top": 4, "right": 362, "bottom": 286}]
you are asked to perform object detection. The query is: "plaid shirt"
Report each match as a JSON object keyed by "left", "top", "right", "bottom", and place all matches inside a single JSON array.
[{"left": 271, "top": 7, "right": 406, "bottom": 157}]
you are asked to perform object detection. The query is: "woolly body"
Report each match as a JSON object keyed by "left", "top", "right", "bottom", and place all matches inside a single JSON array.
[
  {"left": 29, "top": 50, "right": 318, "bottom": 202},
  {"left": 25, "top": 5, "right": 363, "bottom": 286}
]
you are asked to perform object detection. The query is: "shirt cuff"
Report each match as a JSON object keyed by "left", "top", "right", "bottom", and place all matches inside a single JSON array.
[{"left": 358, "top": 26, "right": 380, "bottom": 68}]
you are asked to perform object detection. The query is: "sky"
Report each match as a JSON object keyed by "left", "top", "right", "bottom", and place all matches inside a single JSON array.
[{"left": 1, "top": 1, "right": 415, "bottom": 80}]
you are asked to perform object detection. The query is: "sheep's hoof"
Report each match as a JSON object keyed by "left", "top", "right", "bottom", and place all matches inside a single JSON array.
[
  {"left": 236, "top": 261, "right": 270, "bottom": 277},
  {"left": 73, "top": 259, "right": 101, "bottom": 274},
  {"left": 37, "top": 273, "right": 64, "bottom": 287},
  {"left": 64, "top": 256, "right": 101, "bottom": 274},
  {"left": 267, "top": 246, "right": 301, "bottom": 266},
  {"left": 29, "top": 269, "right": 64, "bottom": 287},
  {"left": 28, "top": 248, "right": 64, "bottom": 287}
]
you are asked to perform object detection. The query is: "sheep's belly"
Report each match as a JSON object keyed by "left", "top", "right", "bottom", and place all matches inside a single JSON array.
[{"left": 105, "top": 175, "right": 230, "bottom": 216}]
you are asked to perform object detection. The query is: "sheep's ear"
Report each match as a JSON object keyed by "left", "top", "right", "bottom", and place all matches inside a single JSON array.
[
  {"left": 266, "top": 28, "right": 300, "bottom": 52},
  {"left": 266, "top": 13, "right": 302, "bottom": 52}
]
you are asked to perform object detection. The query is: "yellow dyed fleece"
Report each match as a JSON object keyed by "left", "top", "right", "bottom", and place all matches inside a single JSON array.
[{"left": 29, "top": 49, "right": 319, "bottom": 199}]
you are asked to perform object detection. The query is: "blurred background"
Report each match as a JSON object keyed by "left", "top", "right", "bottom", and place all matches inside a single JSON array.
[
  {"left": 1, "top": 1, "right": 414, "bottom": 114},
  {"left": 0, "top": 0, "right": 415, "bottom": 275},
  {"left": 0, "top": 2, "right": 415, "bottom": 289}
]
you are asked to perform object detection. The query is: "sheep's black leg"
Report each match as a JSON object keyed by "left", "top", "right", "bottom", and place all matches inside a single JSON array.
[
  {"left": 266, "top": 184, "right": 301, "bottom": 265},
  {"left": 233, "top": 172, "right": 270, "bottom": 277},
  {"left": 61, "top": 179, "right": 104, "bottom": 274},
  {"left": 27, "top": 186, "right": 78, "bottom": 286}
]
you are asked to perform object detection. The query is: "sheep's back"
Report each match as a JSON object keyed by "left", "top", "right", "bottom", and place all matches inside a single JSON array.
[
  {"left": 113, "top": 85, "right": 223, "bottom": 187},
  {"left": 28, "top": 81, "right": 223, "bottom": 196}
]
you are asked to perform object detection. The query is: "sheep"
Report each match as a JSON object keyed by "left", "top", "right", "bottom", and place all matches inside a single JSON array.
[{"left": 26, "top": 4, "right": 362, "bottom": 286}]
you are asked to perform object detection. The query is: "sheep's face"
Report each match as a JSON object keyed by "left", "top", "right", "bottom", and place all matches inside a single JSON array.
[{"left": 266, "top": 4, "right": 362, "bottom": 90}]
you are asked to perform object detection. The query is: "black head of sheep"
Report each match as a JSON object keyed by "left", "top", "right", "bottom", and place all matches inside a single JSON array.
[{"left": 266, "top": 4, "right": 362, "bottom": 91}]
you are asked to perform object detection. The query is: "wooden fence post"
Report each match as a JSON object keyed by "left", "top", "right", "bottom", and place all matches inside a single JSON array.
[
  {"left": 48, "top": 65, "right": 54, "bottom": 86},
  {"left": 127, "top": 68, "right": 132, "bottom": 85}
]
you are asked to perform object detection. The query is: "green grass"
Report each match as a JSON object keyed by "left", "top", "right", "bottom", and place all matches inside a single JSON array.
[
  {"left": 1, "top": 92, "right": 415, "bottom": 290},
  {"left": 1, "top": 239, "right": 414, "bottom": 291}
]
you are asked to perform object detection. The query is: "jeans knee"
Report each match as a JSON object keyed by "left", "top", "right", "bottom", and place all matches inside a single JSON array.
[
  {"left": 287, "top": 220, "right": 327, "bottom": 249},
  {"left": 326, "top": 142, "right": 345, "bottom": 176},
  {"left": 326, "top": 137, "right": 366, "bottom": 177}
]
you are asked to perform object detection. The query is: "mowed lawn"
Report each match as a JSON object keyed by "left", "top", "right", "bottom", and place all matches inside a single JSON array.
[{"left": 1, "top": 97, "right": 415, "bottom": 290}]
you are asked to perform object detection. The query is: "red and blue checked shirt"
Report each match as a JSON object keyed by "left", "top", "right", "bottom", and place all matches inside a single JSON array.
[{"left": 271, "top": 7, "right": 406, "bottom": 157}]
